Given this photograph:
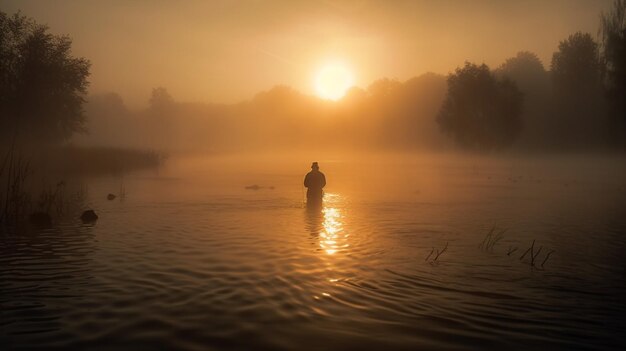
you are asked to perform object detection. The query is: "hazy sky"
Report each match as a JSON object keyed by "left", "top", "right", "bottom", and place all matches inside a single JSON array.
[{"left": 1, "top": 0, "right": 613, "bottom": 107}]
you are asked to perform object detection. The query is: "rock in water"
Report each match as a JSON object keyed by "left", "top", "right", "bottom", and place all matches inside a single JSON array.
[
  {"left": 80, "top": 210, "right": 98, "bottom": 222},
  {"left": 29, "top": 212, "right": 52, "bottom": 226},
  {"left": 107, "top": 193, "right": 116, "bottom": 200},
  {"left": 245, "top": 184, "right": 261, "bottom": 190}
]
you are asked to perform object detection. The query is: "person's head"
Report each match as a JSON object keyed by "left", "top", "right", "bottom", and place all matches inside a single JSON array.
[{"left": 311, "top": 162, "right": 319, "bottom": 170}]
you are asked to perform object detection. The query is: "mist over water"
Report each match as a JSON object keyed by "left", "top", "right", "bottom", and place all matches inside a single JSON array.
[
  {"left": 2, "top": 153, "right": 625, "bottom": 350},
  {"left": 2, "top": 1, "right": 626, "bottom": 349}
]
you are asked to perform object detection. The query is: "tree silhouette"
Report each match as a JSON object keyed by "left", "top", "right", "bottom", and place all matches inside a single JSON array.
[
  {"left": 551, "top": 32, "right": 607, "bottom": 148},
  {"left": 600, "top": 0, "right": 626, "bottom": 146},
  {"left": 147, "top": 87, "right": 178, "bottom": 150},
  {"left": 552, "top": 33, "right": 603, "bottom": 94},
  {"left": 496, "top": 52, "right": 549, "bottom": 95},
  {"left": 437, "top": 62, "right": 523, "bottom": 151},
  {"left": 496, "top": 51, "right": 551, "bottom": 148},
  {"left": 149, "top": 87, "right": 175, "bottom": 115},
  {"left": 0, "top": 11, "right": 90, "bottom": 143}
]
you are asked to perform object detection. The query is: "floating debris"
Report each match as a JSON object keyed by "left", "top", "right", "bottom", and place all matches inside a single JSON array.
[{"left": 244, "top": 185, "right": 275, "bottom": 190}]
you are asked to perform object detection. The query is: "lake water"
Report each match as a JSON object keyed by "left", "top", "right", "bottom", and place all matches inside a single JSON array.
[{"left": 2, "top": 153, "right": 625, "bottom": 350}]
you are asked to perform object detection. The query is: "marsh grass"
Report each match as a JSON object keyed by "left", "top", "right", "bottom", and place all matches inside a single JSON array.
[
  {"left": 1, "top": 144, "right": 32, "bottom": 227},
  {"left": 119, "top": 178, "right": 127, "bottom": 200},
  {"left": 520, "top": 239, "right": 555, "bottom": 268},
  {"left": 506, "top": 246, "right": 518, "bottom": 256},
  {"left": 426, "top": 242, "right": 449, "bottom": 264},
  {"left": 476, "top": 225, "right": 556, "bottom": 270},
  {"left": 541, "top": 250, "right": 555, "bottom": 267},
  {"left": 1, "top": 146, "right": 90, "bottom": 230},
  {"left": 37, "top": 181, "right": 68, "bottom": 216},
  {"left": 479, "top": 224, "right": 507, "bottom": 251}
]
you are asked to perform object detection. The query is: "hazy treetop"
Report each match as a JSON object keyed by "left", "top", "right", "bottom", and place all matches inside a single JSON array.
[{"left": 0, "top": 0, "right": 614, "bottom": 107}]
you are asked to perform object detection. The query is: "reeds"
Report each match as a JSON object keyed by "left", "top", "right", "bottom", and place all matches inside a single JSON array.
[
  {"left": 477, "top": 224, "right": 556, "bottom": 270},
  {"left": 426, "top": 242, "right": 448, "bottom": 264},
  {"left": 37, "top": 181, "right": 69, "bottom": 216},
  {"left": 0, "top": 144, "right": 32, "bottom": 227},
  {"left": 506, "top": 246, "right": 518, "bottom": 256},
  {"left": 119, "top": 178, "right": 126, "bottom": 200},
  {"left": 519, "top": 239, "right": 555, "bottom": 268},
  {"left": 1, "top": 145, "right": 89, "bottom": 229},
  {"left": 479, "top": 224, "right": 507, "bottom": 251}
]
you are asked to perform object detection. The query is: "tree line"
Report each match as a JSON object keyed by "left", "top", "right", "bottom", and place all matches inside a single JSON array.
[
  {"left": 1, "top": 2, "right": 625, "bottom": 153},
  {"left": 439, "top": 26, "right": 622, "bottom": 151}
]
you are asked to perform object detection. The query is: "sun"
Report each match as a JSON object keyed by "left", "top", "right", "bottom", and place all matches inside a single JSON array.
[{"left": 314, "top": 63, "right": 354, "bottom": 101}]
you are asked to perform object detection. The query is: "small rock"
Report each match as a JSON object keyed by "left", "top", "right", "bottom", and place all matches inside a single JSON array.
[
  {"left": 107, "top": 193, "right": 116, "bottom": 200},
  {"left": 80, "top": 210, "right": 98, "bottom": 222},
  {"left": 245, "top": 184, "right": 261, "bottom": 190},
  {"left": 29, "top": 212, "right": 51, "bottom": 226}
]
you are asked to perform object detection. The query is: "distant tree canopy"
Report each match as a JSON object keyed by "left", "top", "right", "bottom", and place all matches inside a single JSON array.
[
  {"left": 0, "top": 11, "right": 90, "bottom": 143},
  {"left": 600, "top": 0, "right": 626, "bottom": 145},
  {"left": 495, "top": 52, "right": 551, "bottom": 149},
  {"left": 496, "top": 51, "right": 549, "bottom": 95},
  {"left": 149, "top": 87, "right": 175, "bottom": 115},
  {"left": 551, "top": 32, "right": 607, "bottom": 147},
  {"left": 552, "top": 32, "right": 603, "bottom": 95},
  {"left": 437, "top": 62, "right": 523, "bottom": 151}
]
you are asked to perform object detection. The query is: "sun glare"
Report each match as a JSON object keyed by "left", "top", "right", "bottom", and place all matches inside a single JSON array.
[{"left": 314, "top": 64, "right": 354, "bottom": 101}]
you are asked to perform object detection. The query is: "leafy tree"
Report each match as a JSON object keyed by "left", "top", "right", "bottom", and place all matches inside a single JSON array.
[
  {"left": 149, "top": 87, "right": 175, "bottom": 115},
  {"left": 551, "top": 32, "right": 607, "bottom": 148},
  {"left": 496, "top": 51, "right": 551, "bottom": 148},
  {"left": 599, "top": 0, "right": 626, "bottom": 146},
  {"left": 552, "top": 32, "right": 603, "bottom": 95},
  {"left": 147, "top": 87, "right": 177, "bottom": 149},
  {"left": 366, "top": 78, "right": 402, "bottom": 98},
  {"left": 496, "top": 51, "right": 549, "bottom": 95},
  {"left": 0, "top": 11, "right": 90, "bottom": 143},
  {"left": 437, "top": 62, "right": 523, "bottom": 150}
]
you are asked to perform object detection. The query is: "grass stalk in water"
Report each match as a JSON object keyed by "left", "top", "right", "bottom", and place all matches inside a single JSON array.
[
  {"left": 480, "top": 224, "right": 507, "bottom": 251},
  {"left": 1, "top": 146, "right": 31, "bottom": 226},
  {"left": 426, "top": 242, "right": 448, "bottom": 263}
]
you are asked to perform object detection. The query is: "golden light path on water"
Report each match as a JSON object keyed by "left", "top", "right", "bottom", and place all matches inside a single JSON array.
[
  {"left": 320, "top": 194, "right": 349, "bottom": 256},
  {"left": 312, "top": 193, "right": 350, "bottom": 301}
]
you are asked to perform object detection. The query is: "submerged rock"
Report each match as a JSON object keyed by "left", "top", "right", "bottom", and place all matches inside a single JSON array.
[
  {"left": 80, "top": 210, "right": 98, "bottom": 222},
  {"left": 107, "top": 193, "right": 116, "bottom": 200},
  {"left": 29, "top": 212, "right": 52, "bottom": 226}
]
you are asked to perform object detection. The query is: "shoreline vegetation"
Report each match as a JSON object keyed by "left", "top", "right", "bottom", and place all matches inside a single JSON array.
[
  {"left": 0, "top": 144, "right": 164, "bottom": 230},
  {"left": 56, "top": 145, "right": 165, "bottom": 175}
]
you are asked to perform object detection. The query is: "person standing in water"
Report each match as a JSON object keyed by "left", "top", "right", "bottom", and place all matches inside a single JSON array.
[{"left": 304, "top": 162, "right": 326, "bottom": 206}]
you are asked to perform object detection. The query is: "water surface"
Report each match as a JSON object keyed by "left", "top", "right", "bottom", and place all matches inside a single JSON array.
[{"left": 2, "top": 154, "right": 625, "bottom": 350}]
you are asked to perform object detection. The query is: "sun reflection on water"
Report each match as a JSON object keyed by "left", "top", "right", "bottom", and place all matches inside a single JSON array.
[{"left": 319, "top": 194, "right": 349, "bottom": 255}]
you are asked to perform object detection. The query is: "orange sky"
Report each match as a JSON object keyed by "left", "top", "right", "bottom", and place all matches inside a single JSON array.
[{"left": 1, "top": 0, "right": 612, "bottom": 107}]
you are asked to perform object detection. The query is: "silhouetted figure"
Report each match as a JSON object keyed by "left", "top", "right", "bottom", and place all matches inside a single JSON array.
[{"left": 304, "top": 162, "right": 326, "bottom": 206}]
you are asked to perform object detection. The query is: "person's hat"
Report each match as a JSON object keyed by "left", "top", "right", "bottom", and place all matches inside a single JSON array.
[{"left": 311, "top": 162, "right": 319, "bottom": 168}]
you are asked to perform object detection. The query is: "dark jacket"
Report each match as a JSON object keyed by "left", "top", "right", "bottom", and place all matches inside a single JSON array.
[{"left": 304, "top": 170, "right": 326, "bottom": 201}]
